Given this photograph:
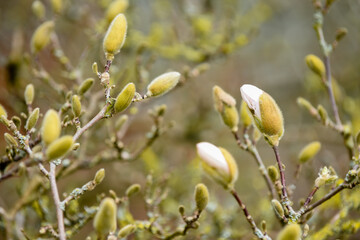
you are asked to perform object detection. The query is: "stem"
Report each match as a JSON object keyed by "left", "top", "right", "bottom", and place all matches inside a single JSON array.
[{"left": 49, "top": 163, "right": 66, "bottom": 240}]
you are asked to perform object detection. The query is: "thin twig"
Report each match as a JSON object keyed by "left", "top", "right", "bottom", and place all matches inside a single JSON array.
[{"left": 303, "top": 186, "right": 319, "bottom": 207}]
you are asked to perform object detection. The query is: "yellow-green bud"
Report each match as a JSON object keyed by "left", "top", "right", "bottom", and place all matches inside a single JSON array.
[
  {"left": 240, "top": 100, "right": 252, "bottom": 127},
  {"left": 12, "top": 116, "right": 21, "bottom": 129},
  {"left": 32, "top": 1, "right": 45, "bottom": 20},
  {"left": 51, "top": 0, "right": 63, "bottom": 14},
  {"left": 4, "top": 133, "right": 18, "bottom": 147},
  {"left": 317, "top": 105, "right": 328, "bottom": 125},
  {"left": 31, "top": 21, "right": 54, "bottom": 54},
  {"left": 146, "top": 72, "right": 180, "bottom": 97},
  {"left": 46, "top": 135, "right": 74, "bottom": 160},
  {"left": 178, "top": 205, "right": 185, "bottom": 216},
  {"left": 41, "top": 109, "right": 61, "bottom": 145},
  {"left": 117, "top": 224, "right": 136, "bottom": 238},
  {"left": 240, "top": 84, "right": 284, "bottom": 146},
  {"left": 297, "top": 97, "right": 317, "bottom": 115},
  {"left": 305, "top": 54, "right": 325, "bottom": 78},
  {"left": 335, "top": 27, "right": 348, "bottom": 42},
  {"left": 92, "top": 62, "right": 99, "bottom": 74},
  {"left": 276, "top": 224, "right": 302, "bottom": 240},
  {"left": 213, "top": 86, "right": 239, "bottom": 132},
  {"left": 94, "top": 168, "right": 105, "bottom": 184},
  {"left": 298, "top": 141, "right": 321, "bottom": 164},
  {"left": 271, "top": 199, "right": 284, "bottom": 218},
  {"left": 78, "top": 78, "right": 94, "bottom": 95},
  {"left": 115, "top": 115, "right": 128, "bottom": 131},
  {"left": 106, "top": 0, "right": 129, "bottom": 23},
  {"left": 114, "top": 83, "right": 135, "bottom": 113},
  {"left": 25, "top": 108, "right": 40, "bottom": 130},
  {"left": 0, "top": 104, "right": 8, "bottom": 119},
  {"left": 268, "top": 165, "right": 279, "bottom": 182},
  {"left": 24, "top": 84, "right": 35, "bottom": 105},
  {"left": 194, "top": 183, "right": 209, "bottom": 212},
  {"left": 103, "top": 14, "right": 127, "bottom": 60},
  {"left": 72, "top": 95, "right": 81, "bottom": 117},
  {"left": 93, "top": 198, "right": 117, "bottom": 237},
  {"left": 125, "top": 183, "right": 141, "bottom": 197}
]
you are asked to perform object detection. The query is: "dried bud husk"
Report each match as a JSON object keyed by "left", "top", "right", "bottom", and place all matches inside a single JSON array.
[
  {"left": 240, "top": 100, "right": 252, "bottom": 127},
  {"left": 72, "top": 95, "right": 81, "bottom": 117},
  {"left": 106, "top": 0, "right": 129, "bottom": 23},
  {"left": 32, "top": 1, "right": 45, "bottom": 20},
  {"left": 31, "top": 21, "right": 54, "bottom": 54},
  {"left": 0, "top": 104, "right": 8, "bottom": 119},
  {"left": 78, "top": 78, "right": 94, "bottom": 95},
  {"left": 194, "top": 183, "right": 209, "bottom": 212},
  {"left": 276, "top": 224, "right": 302, "bottom": 240},
  {"left": 335, "top": 27, "right": 348, "bottom": 42},
  {"left": 317, "top": 105, "right": 328, "bottom": 125},
  {"left": 46, "top": 135, "right": 74, "bottom": 160},
  {"left": 268, "top": 165, "right": 279, "bottom": 182},
  {"left": 103, "top": 14, "right": 127, "bottom": 60},
  {"left": 41, "top": 109, "right": 61, "bottom": 145},
  {"left": 240, "top": 84, "right": 284, "bottom": 146},
  {"left": 213, "top": 86, "right": 239, "bottom": 132},
  {"left": 117, "top": 224, "right": 136, "bottom": 238},
  {"left": 146, "top": 72, "right": 180, "bottom": 97},
  {"left": 25, "top": 108, "right": 40, "bottom": 130},
  {"left": 114, "top": 83, "right": 135, "bottom": 113},
  {"left": 51, "top": 0, "right": 63, "bottom": 14},
  {"left": 305, "top": 54, "right": 325, "bottom": 78},
  {"left": 93, "top": 198, "right": 117, "bottom": 237},
  {"left": 271, "top": 199, "right": 284, "bottom": 218},
  {"left": 4, "top": 133, "right": 18, "bottom": 147},
  {"left": 24, "top": 84, "right": 35, "bottom": 105},
  {"left": 94, "top": 168, "right": 105, "bottom": 184},
  {"left": 125, "top": 184, "right": 141, "bottom": 197},
  {"left": 298, "top": 141, "right": 321, "bottom": 164}
]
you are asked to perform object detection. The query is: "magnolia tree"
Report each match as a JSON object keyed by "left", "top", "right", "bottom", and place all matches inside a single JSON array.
[{"left": 0, "top": 0, "right": 359, "bottom": 239}]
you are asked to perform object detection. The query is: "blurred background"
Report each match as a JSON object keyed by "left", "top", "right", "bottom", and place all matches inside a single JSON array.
[{"left": 1, "top": 0, "right": 360, "bottom": 239}]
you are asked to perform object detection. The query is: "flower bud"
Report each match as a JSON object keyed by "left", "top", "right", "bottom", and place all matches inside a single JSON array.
[
  {"left": 94, "top": 198, "right": 117, "bottom": 237},
  {"left": 51, "top": 0, "right": 63, "bottom": 14},
  {"left": 106, "top": 0, "right": 129, "bottom": 23},
  {"left": 271, "top": 199, "right": 284, "bottom": 219},
  {"left": 240, "top": 100, "right": 252, "bottom": 127},
  {"left": 12, "top": 116, "right": 21, "bottom": 129},
  {"left": 46, "top": 135, "right": 74, "bottom": 160},
  {"left": 25, "top": 108, "right": 40, "bottom": 130},
  {"left": 335, "top": 27, "right": 348, "bottom": 42},
  {"left": 297, "top": 97, "right": 317, "bottom": 115},
  {"left": 78, "top": 78, "right": 94, "bottom": 95},
  {"left": 114, "top": 83, "right": 135, "bottom": 113},
  {"left": 117, "top": 224, "right": 136, "bottom": 238},
  {"left": 31, "top": 21, "right": 54, "bottom": 54},
  {"left": 94, "top": 168, "right": 105, "bottom": 184},
  {"left": 92, "top": 62, "right": 99, "bottom": 74},
  {"left": 72, "top": 95, "right": 81, "bottom": 117},
  {"left": 268, "top": 165, "right": 279, "bottom": 182},
  {"left": 178, "top": 205, "right": 185, "bottom": 216},
  {"left": 103, "top": 14, "right": 127, "bottom": 60},
  {"left": 125, "top": 183, "right": 141, "bottom": 197},
  {"left": 315, "top": 166, "right": 338, "bottom": 188},
  {"left": 194, "top": 183, "right": 209, "bottom": 212},
  {"left": 276, "top": 224, "right": 302, "bottom": 240},
  {"left": 317, "top": 105, "right": 328, "bottom": 125},
  {"left": 213, "top": 86, "right": 239, "bottom": 132},
  {"left": 24, "top": 84, "right": 35, "bottom": 105},
  {"left": 32, "top": 1, "right": 45, "bottom": 20},
  {"left": 305, "top": 54, "right": 325, "bottom": 78},
  {"left": 146, "top": 72, "right": 180, "bottom": 97},
  {"left": 240, "top": 84, "right": 284, "bottom": 146},
  {"left": 196, "top": 142, "right": 238, "bottom": 188},
  {"left": 41, "top": 109, "right": 61, "bottom": 145},
  {"left": 4, "top": 133, "right": 18, "bottom": 147},
  {"left": 298, "top": 141, "right": 321, "bottom": 164},
  {"left": 0, "top": 104, "right": 8, "bottom": 119}
]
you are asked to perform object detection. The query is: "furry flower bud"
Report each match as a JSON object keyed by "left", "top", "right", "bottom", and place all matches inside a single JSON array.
[
  {"left": 298, "top": 141, "right": 321, "bottom": 164},
  {"left": 103, "top": 14, "right": 127, "bottom": 60},
  {"left": 46, "top": 135, "right": 74, "bottom": 160},
  {"left": 4, "top": 133, "right": 18, "bottom": 147},
  {"left": 146, "top": 72, "right": 180, "bottom": 97},
  {"left": 94, "top": 168, "right": 105, "bottom": 184},
  {"left": 194, "top": 183, "right": 209, "bottom": 212},
  {"left": 51, "top": 0, "right": 63, "bottom": 14},
  {"left": 93, "top": 198, "right": 117, "bottom": 237},
  {"left": 125, "top": 183, "right": 141, "bottom": 197},
  {"left": 0, "top": 104, "right": 8, "bottom": 119},
  {"left": 24, "top": 84, "right": 35, "bottom": 105},
  {"left": 114, "top": 83, "right": 135, "bottom": 113},
  {"left": 25, "top": 108, "right": 40, "bottom": 130},
  {"left": 72, "top": 95, "right": 81, "bottom": 117},
  {"left": 213, "top": 86, "right": 239, "bottom": 132},
  {"left": 31, "top": 21, "right": 54, "bottom": 54},
  {"left": 196, "top": 142, "right": 238, "bottom": 188},
  {"left": 41, "top": 109, "right": 61, "bottom": 145},
  {"left": 117, "top": 224, "right": 136, "bottom": 238},
  {"left": 268, "top": 165, "right": 279, "bottom": 182},
  {"left": 305, "top": 54, "right": 325, "bottom": 78},
  {"left": 106, "top": 0, "right": 129, "bottom": 23},
  {"left": 240, "top": 84, "right": 284, "bottom": 146},
  {"left": 78, "top": 78, "right": 94, "bottom": 95},
  {"left": 32, "top": 1, "right": 45, "bottom": 20},
  {"left": 277, "top": 224, "right": 302, "bottom": 240},
  {"left": 271, "top": 199, "right": 284, "bottom": 218}
]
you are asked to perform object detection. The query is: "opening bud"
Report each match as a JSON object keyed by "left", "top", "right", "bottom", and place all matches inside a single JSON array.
[
  {"left": 103, "top": 14, "right": 127, "bottom": 60},
  {"left": 25, "top": 108, "right": 40, "bottom": 131},
  {"left": 240, "top": 100, "right": 252, "bottom": 127},
  {"left": 46, "top": 135, "right": 74, "bottom": 160},
  {"left": 194, "top": 183, "right": 209, "bottom": 212},
  {"left": 305, "top": 54, "right": 325, "bottom": 78},
  {"left": 31, "top": 21, "right": 54, "bottom": 54},
  {"left": 41, "top": 109, "right": 61, "bottom": 145},
  {"left": 146, "top": 72, "right": 180, "bottom": 97},
  {"left": 94, "top": 198, "right": 117, "bottom": 237},
  {"left": 298, "top": 141, "right": 321, "bottom": 164},
  {"left": 315, "top": 166, "right": 338, "bottom": 188}
]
